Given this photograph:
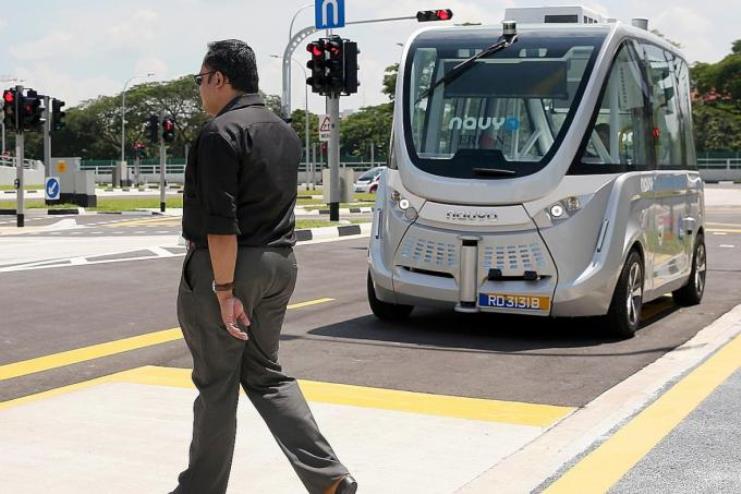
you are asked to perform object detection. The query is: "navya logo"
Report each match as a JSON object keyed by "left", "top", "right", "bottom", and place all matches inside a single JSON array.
[
  {"left": 448, "top": 116, "right": 521, "bottom": 132},
  {"left": 446, "top": 211, "right": 499, "bottom": 222}
]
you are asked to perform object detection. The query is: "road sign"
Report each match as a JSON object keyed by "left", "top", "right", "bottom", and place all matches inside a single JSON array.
[
  {"left": 315, "top": 0, "right": 345, "bottom": 29},
  {"left": 318, "top": 113, "right": 331, "bottom": 142},
  {"left": 45, "top": 177, "right": 60, "bottom": 201},
  {"left": 56, "top": 160, "right": 67, "bottom": 174}
]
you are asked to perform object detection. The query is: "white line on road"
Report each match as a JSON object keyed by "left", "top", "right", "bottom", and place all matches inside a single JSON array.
[{"left": 719, "top": 244, "right": 736, "bottom": 248}]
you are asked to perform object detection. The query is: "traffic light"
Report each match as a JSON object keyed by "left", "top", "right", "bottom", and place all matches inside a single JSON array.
[
  {"left": 162, "top": 117, "right": 176, "bottom": 143},
  {"left": 51, "top": 99, "right": 66, "bottom": 132},
  {"left": 133, "top": 142, "right": 146, "bottom": 159},
  {"left": 325, "top": 36, "right": 344, "bottom": 94},
  {"left": 342, "top": 40, "right": 359, "bottom": 95},
  {"left": 416, "top": 9, "right": 454, "bottom": 22},
  {"left": 145, "top": 114, "right": 159, "bottom": 144},
  {"left": 2, "top": 89, "right": 16, "bottom": 131},
  {"left": 19, "top": 89, "right": 45, "bottom": 132},
  {"left": 306, "top": 36, "right": 360, "bottom": 96},
  {"left": 306, "top": 39, "right": 328, "bottom": 94}
]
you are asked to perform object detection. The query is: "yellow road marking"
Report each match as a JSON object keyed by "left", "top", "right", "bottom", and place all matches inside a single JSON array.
[
  {"left": 543, "top": 333, "right": 741, "bottom": 494},
  {"left": 287, "top": 297, "right": 335, "bottom": 309},
  {"left": 0, "top": 298, "right": 334, "bottom": 382},
  {"left": 0, "top": 365, "right": 574, "bottom": 427},
  {"left": 707, "top": 228, "right": 741, "bottom": 234}
]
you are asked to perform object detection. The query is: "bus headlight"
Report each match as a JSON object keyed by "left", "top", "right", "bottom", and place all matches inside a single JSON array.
[
  {"left": 390, "top": 188, "right": 418, "bottom": 222},
  {"left": 545, "top": 194, "right": 593, "bottom": 222}
]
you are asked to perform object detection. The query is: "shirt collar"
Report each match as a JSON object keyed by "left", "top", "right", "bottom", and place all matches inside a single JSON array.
[{"left": 216, "top": 93, "right": 266, "bottom": 117}]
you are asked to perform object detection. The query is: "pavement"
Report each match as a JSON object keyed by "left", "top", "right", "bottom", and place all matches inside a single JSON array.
[{"left": 0, "top": 185, "right": 740, "bottom": 493}]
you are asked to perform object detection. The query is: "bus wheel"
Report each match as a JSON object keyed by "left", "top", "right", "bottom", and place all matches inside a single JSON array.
[
  {"left": 367, "top": 272, "right": 413, "bottom": 321},
  {"left": 605, "top": 250, "right": 644, "bottom": 339},
  {"left": 673, "top": 235, "right": 706, "bottom": 306}
]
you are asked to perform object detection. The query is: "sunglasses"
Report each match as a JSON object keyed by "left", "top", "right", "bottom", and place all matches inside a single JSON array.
[{"left": 194, "top": 70, "right": 217, "bottom": 86}]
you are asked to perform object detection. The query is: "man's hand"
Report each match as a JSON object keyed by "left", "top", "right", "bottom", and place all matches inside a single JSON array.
[{"left": 216, "top": 292, "right": 251, "bottom": 341}]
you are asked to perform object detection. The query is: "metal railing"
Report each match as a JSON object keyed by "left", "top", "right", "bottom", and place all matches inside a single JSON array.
[
  {"left": 0, "top": 157, "right": 43, "bottom": 169},
  {"left": 697, "top": 158, "right": 741, "bottom": 170}
]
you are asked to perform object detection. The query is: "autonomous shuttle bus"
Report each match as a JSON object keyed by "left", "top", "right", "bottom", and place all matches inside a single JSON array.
[{"left": 367, "top": 7, "right": 706, "bottom": 338}]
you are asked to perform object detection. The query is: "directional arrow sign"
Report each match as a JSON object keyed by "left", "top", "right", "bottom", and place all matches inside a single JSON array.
[
  {"left": 315, "top": 0, "right": 345, "bottom": 29},
  {"left": 45, "top": 177, "right": 61, "bottom": 201}
]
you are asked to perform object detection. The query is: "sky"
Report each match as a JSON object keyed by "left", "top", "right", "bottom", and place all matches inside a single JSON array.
[{"left": 0, "top": 0, "right": 738, "bottom": 115}]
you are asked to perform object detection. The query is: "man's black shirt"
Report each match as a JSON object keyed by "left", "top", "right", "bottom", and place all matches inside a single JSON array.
[{"left": 182, "top": 94, "right": 301, "bottom": 248}]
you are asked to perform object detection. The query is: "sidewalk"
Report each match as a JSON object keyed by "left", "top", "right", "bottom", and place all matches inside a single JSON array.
[{"left": 0, "top": 306, "right": 739, "bottom": 493}]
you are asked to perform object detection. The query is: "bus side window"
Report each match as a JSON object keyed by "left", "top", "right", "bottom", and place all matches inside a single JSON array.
[
  {"left": 675, "top": 59, "right": 697, "bottom": 169},
  {"left": 579, "top": 44, "right": 651, "bottom": 167},
  {"left": 643, "top": 43, "right": 684, "bottom": 170}
]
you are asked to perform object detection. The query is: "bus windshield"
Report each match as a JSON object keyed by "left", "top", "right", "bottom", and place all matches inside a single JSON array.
[{"left": 404, "top": 30, "right": 605, "bottom": 179}]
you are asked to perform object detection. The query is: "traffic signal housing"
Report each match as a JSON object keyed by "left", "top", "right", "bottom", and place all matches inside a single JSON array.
[
  {"left": 133, "top": 142, "right": 146, "bottom": 159},
  {"left": 145, "top": 114, "right": 159, "bottom": 144},
  {"left": 19, "top": 89, "right": 45, "bottom": 131},
  {"left": 2, "top": 89, "right": 16, "bottom": 131},
  {"left": 306, "top": 36, "right": 360, "bottom": 96},
  {"left": 342, "top": 40, "right": 359, "bottom": 95},
  {"left": 51, "top": 99, "right": 66, "bottom": 132},
  {"left": 162, "top": 117, "right": 176, "bottom": 143},
  {"left": 306, "top": 39, "right": 328, "bottom": 94},
  {"left": 416, "top": 9, "right": 454, "bottom": 22},
  {"left": 325, "top": 37, "right": 344, "bottom": 94}
]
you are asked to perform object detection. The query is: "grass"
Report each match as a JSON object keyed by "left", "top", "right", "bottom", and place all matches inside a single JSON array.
[
  {"left": 0, "top": 196, "right": 184, "bottom": 211},
  {"left": 296, "top": 219, "right": 370, "bottom": 229},
  {"left": 0, "top": 184, "right": 44, "bottom": 191},
  {"left": 0, "top": 192, "right": 374, "bottom": 213}
]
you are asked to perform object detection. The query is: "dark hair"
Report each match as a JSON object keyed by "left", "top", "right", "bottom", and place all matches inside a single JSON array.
[{"left": 203, "top": 39, "right": 259, "bottom": 93}]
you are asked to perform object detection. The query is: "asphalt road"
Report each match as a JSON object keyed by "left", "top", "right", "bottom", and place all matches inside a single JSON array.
[{"left": 1, "top": 206, "right": 740, "bottom": 410}]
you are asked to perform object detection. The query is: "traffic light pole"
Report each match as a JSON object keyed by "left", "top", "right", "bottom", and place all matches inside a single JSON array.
[
  {"left": 43, "top": 95, "right": 51, "bottom": 179},
  {"left": 14, "top": 84, "right": 24, "bottom": 227},
  {"left": 159, "top": 111, "right": 166, "bottom": 213},
  {"left": 327, "top": 95, "right": 340, "bottom": 222}
]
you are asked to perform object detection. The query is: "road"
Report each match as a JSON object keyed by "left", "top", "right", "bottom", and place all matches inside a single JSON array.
[{"left": 1, "top": 199, "right": 739, "bottom": 493}]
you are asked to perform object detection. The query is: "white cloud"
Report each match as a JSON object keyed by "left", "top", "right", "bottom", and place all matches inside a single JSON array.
[
  {"left": 133, "top": 57, "right": 170, "bottom": 82},
  {"left": 9, "top": 31, "right": 78, "bottom": 61},
  {"left": 13, "top": 64, "right": 121, "bottom": 105}
]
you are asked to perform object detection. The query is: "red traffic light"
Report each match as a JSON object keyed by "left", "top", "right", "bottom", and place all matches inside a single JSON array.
[
  {"left": 417, "top": 9, "right": 454, "bottom": 22},
  {"left": 307, "top": 42, "right": 323, "bottom": 57},
  {"left": 163, "top": 119, "right": 175, "bottom": 131},
  {"left": 3, "top": 90, "right": 14, "bottom": 104},
  {"left": 436, "top": 9, "right": 452, "bottom": 20}
]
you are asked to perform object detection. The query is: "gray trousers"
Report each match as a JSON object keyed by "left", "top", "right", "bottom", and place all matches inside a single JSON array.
[{"left": 172, "top": 246, "right": 349, "bottom": 494}]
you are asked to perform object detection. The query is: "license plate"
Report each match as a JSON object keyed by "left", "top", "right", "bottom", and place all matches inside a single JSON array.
[{"left": 479, "top": 293, "right": 551, "bottom": 312}]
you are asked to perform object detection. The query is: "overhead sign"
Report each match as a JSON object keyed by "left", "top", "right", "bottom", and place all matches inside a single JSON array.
[
  {"left": 318, "top": 114, "right": 331, "bottom": 142},
  {"left": 45, "top": 177, "right": 60, "bottom": 201},
  {"left": 315, "top": 0, "right": 345, "bottom": 29}
]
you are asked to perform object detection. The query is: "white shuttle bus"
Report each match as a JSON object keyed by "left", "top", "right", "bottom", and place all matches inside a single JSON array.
[{"left": 367, "top": 7, "right": 706, "bottom": 338}]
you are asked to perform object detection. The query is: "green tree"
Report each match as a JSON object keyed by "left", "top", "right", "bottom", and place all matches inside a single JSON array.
[
  {"left": 290, "top": 109, "right": 321, "bottom": 151},
  {"left": 382, "top": 64, "right": 399, "bottom": 101},
  {"left": 691, "top": 40, "right": 741, "bottom": 152},
  {"left": 340, "top": 103, "right": 393, "bottom": 161}
]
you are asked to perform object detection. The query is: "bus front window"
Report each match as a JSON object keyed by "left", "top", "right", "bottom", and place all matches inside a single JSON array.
[{"left": 405, "top": 32, "right": 604, "bottom": 179}]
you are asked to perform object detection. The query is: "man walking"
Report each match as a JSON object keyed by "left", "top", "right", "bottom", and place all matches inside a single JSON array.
[{"left": 172, "top": 39, "right": 357, "bottom": 494}]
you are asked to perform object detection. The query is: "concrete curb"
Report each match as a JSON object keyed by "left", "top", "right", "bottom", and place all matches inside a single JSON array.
[
  {"left": 294, "top": 222, "right": 371, "bottom": 242},
  {"left": 295, "top": 207, "right": 374, "bottom": 216}
]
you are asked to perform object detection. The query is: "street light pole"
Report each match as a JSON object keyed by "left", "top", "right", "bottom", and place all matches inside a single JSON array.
[
  {"left": 272, "top": 54, "right": 312, "bottom": 188},
  {"left": 120, "top": 73, "right": 154, "bottom": 169}
]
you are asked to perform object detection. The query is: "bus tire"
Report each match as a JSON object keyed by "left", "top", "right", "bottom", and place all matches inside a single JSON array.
[
  {"left": 673, "top": 235, "right": 706, "bottom": 306},
  {"left": 605, "top": 250, "right": 644, "bottom": 339},
  {"left": 367, "top": 272, "right": 413, "bottom": 321}
]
